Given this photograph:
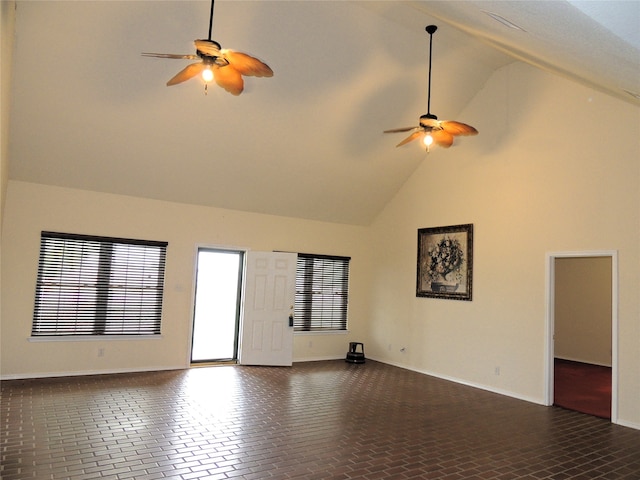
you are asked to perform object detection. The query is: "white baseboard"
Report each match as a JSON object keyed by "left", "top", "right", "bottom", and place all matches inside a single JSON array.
[
  {"left": 367, "top": 355, "right": 544, "bottom": 405},
  {"left": 1, "top": 365, "right": 185, "bottom": 381},
  {"left": 616, "top": 419, "right": 640, "bottom": 430},
  {"left": 293, "top": 355, "right": 344, "bottom": 363},
  {"left": 1, "top": 358, "right": 343, "bottom": 380}
]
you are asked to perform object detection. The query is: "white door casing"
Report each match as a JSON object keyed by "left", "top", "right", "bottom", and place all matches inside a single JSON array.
[
  {"left": 239, "top": 251, "right": 296, "bottom": 366},
  {"left": 545, "top": 250, "right": 618, "bottom": 423}
]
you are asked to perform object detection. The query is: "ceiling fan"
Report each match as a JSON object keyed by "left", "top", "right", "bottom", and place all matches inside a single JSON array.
[
  {"left": 141, "top": 0, "right": 273, "bottom": 95},
  {"left": 384, "top": 25, "right": 478, "bottom": 152}
]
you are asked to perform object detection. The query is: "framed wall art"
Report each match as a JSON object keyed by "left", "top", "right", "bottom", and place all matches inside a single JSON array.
[{"left": 417, "top": 223, "right": 473, "bottom": 300}]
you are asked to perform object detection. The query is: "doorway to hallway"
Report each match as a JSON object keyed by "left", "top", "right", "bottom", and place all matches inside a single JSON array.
[
  {"left": 191, "top": 248, "right": 244, "bottom": 363},
  {"left": 546, "top": 251, "right": 618, "bottom": 423}
]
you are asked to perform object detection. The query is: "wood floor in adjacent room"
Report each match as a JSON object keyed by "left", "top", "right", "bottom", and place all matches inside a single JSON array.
[
  {"left": 554, "top": 358, "right": 612, "bottom": 419},
  {"left": 2, "top": 360, "right": 640, "bottom": 479}
]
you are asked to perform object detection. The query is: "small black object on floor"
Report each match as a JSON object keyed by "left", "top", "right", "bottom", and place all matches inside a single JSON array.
[{"left": 346, "top": 342, "right": 365, "bottom": 364}]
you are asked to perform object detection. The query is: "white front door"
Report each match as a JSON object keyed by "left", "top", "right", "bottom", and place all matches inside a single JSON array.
[{"left": 239, "top": 251, "right": 296, "bottom": 366}]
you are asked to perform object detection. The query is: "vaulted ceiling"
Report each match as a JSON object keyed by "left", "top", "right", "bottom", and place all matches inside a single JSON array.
[{"left": 8, "top": 1, "right": 639, "bottom": 225}]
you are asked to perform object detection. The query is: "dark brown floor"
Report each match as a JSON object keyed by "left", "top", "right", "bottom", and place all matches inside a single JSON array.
[
  {"left": 554, "top": 358, "right": 612, "bottom": 419},
  {"left": 2, "top": 360, "right": 640, "bottom": 479}
]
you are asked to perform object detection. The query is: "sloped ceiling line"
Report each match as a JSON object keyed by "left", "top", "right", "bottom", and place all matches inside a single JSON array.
[{"left": 8, "top": 1, "right": 639, "bottom": 226}]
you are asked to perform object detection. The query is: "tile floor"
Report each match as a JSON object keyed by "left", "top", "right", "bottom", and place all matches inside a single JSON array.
[{"left": 2, "top": 360, "right": 640, "bottom": 479}]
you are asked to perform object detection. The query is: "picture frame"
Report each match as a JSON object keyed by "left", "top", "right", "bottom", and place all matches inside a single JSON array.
[{"left": 416, "top": 223, "right": 473, "bottom": 300}]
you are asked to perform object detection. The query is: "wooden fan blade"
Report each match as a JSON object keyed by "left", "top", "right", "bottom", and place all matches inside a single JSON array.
[
  {"left": 396, "top": 131, "right": 424, "bottom": 147},
  {"left": 440, "top": 121, "right": 478, "bottom": 136},
  {"left": 166, "top": 62, "right": 206, "bottom": 86},
  {"left": 431, "top": 129, "right": 454, "bottom": 148},
  {"left": 142, "top": 53, "right": 197, "bottom": 60},
  {"left": 214, "top": 64, "right": 244, "bottom": 95},
  {"left": 223, "top": 50, "right": 273, "bottom": 77},
  {"left": 384, "top": 126, "right": 417, "bottom": 133}
]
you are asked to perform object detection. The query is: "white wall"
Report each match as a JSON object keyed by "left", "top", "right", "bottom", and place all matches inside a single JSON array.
[
  {"left": 1, "top": 0, "right": 15, "bottom": 218},
  {"left": 366, "top": 63, "right": 640, "bottom": 428},
  {"left": 1, "top": 181, "right": 372, "bottom": 377}
]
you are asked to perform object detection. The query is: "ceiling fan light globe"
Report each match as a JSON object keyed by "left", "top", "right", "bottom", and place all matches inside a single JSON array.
[
  {"left": 202, "top": 67, "right": 214, "bottom": 82},
  {"left": 423, "top": 134, "right": 434, "bottom": 147}
]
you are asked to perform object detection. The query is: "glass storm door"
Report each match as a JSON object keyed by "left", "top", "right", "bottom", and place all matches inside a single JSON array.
[{"left": 191, "top": 249, "right": 244, "bottom": 363}]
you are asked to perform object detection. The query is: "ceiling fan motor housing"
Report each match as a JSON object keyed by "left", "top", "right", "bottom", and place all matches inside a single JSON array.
[
  {"left": 196, "top": 39, "right": 229, "bottom": 67},
  {"left": 420, "top": 113, "right": 439, "bottom": 130},
  {"left": 198, "top": 39, "right": 221, "bottom": 50}
]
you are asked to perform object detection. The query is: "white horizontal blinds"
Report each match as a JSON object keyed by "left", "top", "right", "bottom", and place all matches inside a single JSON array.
[
  {"left": 294, "top": 253, "right": 350, "bottom": 331},
  {"left": 32, "top": 232, "right": 168, "bottom": 336}
]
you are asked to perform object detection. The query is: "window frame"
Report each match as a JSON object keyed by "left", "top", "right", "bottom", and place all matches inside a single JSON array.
[
  {"left": 31, "top": 231, "right": 168, "bottom": 338},
  {"left": 294, "top": 253, "right": 350, "bottom": 333}
]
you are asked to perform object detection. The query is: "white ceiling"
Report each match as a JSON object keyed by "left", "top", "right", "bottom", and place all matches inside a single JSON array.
[{"left": 8, "top": 1, "right": 640, "bottom": 225}]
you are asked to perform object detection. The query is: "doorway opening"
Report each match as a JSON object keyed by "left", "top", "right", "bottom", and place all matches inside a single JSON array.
[
  {"left": 191, "top": 248, "right": 244, "bottom": 364},
  {"left": 545, "top": 251, "right": 618, "bottom": 423}
]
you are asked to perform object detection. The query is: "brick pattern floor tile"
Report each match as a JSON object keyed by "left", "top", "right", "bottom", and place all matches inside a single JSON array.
[{"left": 2, "top": 360, "right": 639, "bottom": 479}]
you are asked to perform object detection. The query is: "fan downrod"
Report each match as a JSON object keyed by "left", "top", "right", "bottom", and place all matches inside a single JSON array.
[{"left": 425, "top": 25, "right": 438, "bottom": 119}]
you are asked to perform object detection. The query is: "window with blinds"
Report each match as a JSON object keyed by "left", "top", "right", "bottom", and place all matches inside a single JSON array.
[
  {"left": 32, "top": 232, "right": 168, "bottom": 336},
  {"left": 294, "top": 253, "right": 350, "bottom": 332}
]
